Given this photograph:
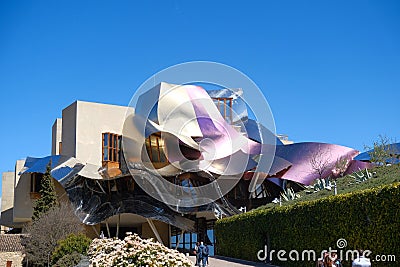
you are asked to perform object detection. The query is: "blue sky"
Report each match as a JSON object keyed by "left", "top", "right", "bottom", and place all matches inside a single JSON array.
[{"left": 1, "top": 1, "right": 399, "bottom": 196}]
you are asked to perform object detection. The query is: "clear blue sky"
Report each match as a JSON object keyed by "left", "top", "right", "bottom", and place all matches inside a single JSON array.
[{"left": 1, "top": 1, "right": 399, "bottom": 195}]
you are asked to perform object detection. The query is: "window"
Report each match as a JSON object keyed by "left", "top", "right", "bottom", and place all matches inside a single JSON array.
[
  {"left": 212, "top": 97, "right": 233, "bottom": 123},
  {"left": 102, "top": 133, "right": 122, "bottom": 163},
  {"left": 170, "top": 226, "right": 215, "bottom": 256},
  {"left": 58, "top": 142, "right": 62, "bottom": 154},
  {"left": 170, "top": 226, "right": 197, "bottom": 253},
  {"left": 144, "top": 134, "right": 167, "bottom": 163},
  {"left": 30, "top": 173, "right": 42, "bottom": 193}
]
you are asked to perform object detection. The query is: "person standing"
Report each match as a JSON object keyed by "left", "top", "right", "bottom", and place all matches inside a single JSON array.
[
  {"left": 198, "top": 242, "right": 209, "bottom": 267},
  {"left": 203, "top": 243, "right": 209, "bottom": 267},
  {"left": 198, "top": 241, "right": 209, "bottom": 267},
  {"left": 194, "top": 242, "right": 200, "bottom": 266}
]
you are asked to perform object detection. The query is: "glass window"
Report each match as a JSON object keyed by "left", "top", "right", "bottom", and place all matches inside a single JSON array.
[
  {"left": 171, "top": 235, "right": 177, "bottom": 244},
  {"left": 102, "top": 133, "right": 121, "bottom": 163},
  {"left": 145, "top": 134, "right": 167, "bottom": 163},
  {"left": 103, "top": 133, "right": 109, "bottom": 147},
  {"left": 159, "top": 147, "right": 167, "bottom": 162},
  {"left": 103, "top": 148, "right": 108, "bottom": 161},
  {"left": 151, "top": 145, "right": 159, "bottom": 162},
  {"left": 30, "top": 173, "right": 42, "bottom": 193},
  {"left": 185, "top": 242, "right": 191, "bottom": 251},
  {"left": 113, "top": 149, "right": 117, "bottom": 162}
]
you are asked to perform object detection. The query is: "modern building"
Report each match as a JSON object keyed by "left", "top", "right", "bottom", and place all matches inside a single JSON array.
[
  {"left": 0, "top": 97, "right": 240, "bottom": 252},
  {"left": 1, "top": 82, "right": 367, "bottom": 257}
]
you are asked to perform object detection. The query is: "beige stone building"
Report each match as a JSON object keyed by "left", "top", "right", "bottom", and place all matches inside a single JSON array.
[
  {"left": 0, "top": 234, "right": 25, "bottom": 267},
  {"left": 0, "top": 101, "right": 172, "bottom": 244}
]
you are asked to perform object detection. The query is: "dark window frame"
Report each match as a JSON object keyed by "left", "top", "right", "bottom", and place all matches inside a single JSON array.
[
  {"left": 30, "top": 173, "right": 43, "bottom": 193},
  {"left": 102, "top": 132, "right": 122, "bottom": 163}
]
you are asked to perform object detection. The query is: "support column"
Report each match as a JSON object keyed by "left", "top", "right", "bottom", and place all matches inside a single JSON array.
[
  {"left": 146, "top": 218, "right": 164, "bottom": 244},
  {"left": 116, "top": 214, "right": 120, "bottom": 238},
  {"left": 91, "top": 225, "right": 99, "bottom": 237},
  {"left": 175, "top": 229, "right": 185, "bottom": 249},
  {"left": 105, "top": 220, "right": 111, "bottom": 238}
]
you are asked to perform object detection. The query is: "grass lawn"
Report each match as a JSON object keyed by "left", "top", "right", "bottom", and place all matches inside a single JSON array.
[{"left": 256, "top": 163, "right": 400, "bottom": 210}]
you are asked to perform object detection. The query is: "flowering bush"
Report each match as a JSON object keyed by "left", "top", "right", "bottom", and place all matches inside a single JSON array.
[{"left": 88, "top": 234, "right": 194, "bottom": 267}]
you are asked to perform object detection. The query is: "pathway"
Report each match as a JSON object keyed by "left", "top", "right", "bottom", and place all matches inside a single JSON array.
[{"left": 188, "top": 256, "right": 278, "bottom": 267}]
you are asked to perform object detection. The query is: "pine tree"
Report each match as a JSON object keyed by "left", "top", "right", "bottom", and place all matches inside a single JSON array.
[{"left": 32, "top": 162, "right": 59, "bottom": 220}]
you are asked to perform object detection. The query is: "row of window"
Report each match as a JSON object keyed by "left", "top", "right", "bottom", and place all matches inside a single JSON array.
[
  {"left": 101, "top": 97, "right": 234, "bottom": 164},
  {"left": 32, "top": 97, "right": 234, "bottom": 193},
  {"left": 102, "top": 132, "right": 168, "bottom": 164},
  {"left": 170, "top": 227, "right": 216, "bottom": 256}
]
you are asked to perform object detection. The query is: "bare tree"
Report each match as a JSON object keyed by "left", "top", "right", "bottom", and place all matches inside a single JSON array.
[
  {"left": 332, "top": 156, "right": 350, "bottom": 195},
  {"left": 23, "top": 203, "right": 83, "bottom": 266},
  {"left": 310, "top": 145, "right": 332, "bottom": 189},
  {"left": 333, "top": 156, "right": 349, "bottom": 178},
  {"left": 365, "top": 135, "right": 397, "bottom": 166}
]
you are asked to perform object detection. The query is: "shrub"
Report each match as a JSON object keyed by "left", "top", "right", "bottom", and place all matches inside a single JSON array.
[
  {"left": 88, "top": 233, "right": 194, "bottom": 267},
  {"left": 52, "top": 233, "right": 92, "bottom": 265},
  {"left": 53, "top": 251, "right": 83, "bottom": 267},
  {"left": 215, "top": 182, "right": 400, "bottom": 267}
]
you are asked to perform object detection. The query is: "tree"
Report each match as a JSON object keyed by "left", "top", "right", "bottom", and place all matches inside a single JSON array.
[
  {"left": 53, "top": 252, "right": 83, "bottom": 267},
  {"left": 310, "top": 145, "right": 332, "bottom": 189},
  {"left": 23, "top": 204, "right": 83, "bottom": 266},
  {"left": 333, "top": 156, "right": 349, "bottom": 178},
  {"left": 332, "top": 156, "right": 349, "bottom": 195},
  {"left": 365, "top": 135, "right": 397, "bottom": 166},
  {"left": 51, "top": 233, "right": 92, "bottom": 266},
  {"left": 32, "top": 163, "right": 58, "bottom": 220}
]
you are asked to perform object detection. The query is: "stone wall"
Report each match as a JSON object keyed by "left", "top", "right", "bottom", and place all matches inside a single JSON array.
[{"left": 0, "top": 252, "right": 24, "bottom": 267}]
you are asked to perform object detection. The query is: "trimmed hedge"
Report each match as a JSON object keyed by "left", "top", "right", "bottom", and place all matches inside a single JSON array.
[{"left": 215, "top": 182, "right": 400, "bottom": 267}]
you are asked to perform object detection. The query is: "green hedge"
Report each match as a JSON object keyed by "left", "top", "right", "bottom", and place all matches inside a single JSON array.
[{"left": 215, "top": 182, "right": 400, "bottom": 267}]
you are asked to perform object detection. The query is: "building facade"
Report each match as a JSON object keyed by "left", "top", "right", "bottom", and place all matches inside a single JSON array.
[{"left": 1, "top": 82, "right": 366, "bottom": 257}]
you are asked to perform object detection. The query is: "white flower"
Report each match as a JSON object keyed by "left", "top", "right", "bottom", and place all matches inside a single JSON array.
[{"left": 88, "top": 233, "right": 194, "bottom": 267}]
